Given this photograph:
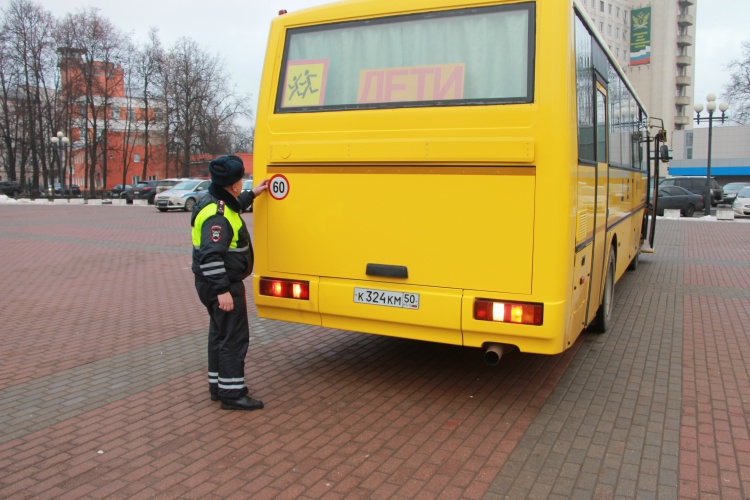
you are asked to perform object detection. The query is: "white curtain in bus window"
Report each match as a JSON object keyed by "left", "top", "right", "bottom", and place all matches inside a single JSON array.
[{"left": 278, "top": 4, "right": 533, "bottom": 110}]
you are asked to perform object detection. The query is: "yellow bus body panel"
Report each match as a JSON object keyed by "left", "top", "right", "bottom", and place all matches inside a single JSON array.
[{"left": 264, "top": 167, "right": 535, "bottom": 294}]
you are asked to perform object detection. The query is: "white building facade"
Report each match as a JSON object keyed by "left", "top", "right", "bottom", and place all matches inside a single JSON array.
[
  {"left": 669, "top": 125, "right": 750, "bottom": 184},
  {"left": 580, "top": 0, "right": 697, "bottom": 139}
]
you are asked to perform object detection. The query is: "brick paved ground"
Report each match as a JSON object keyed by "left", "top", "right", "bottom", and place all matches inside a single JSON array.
[{"left": 0, "top": 203, "right": 749, "bottom": 499}]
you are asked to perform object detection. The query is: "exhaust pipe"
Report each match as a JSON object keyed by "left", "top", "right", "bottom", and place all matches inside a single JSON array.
[{"left": 483, "top": 344, "right": 504, "bottom": 366}]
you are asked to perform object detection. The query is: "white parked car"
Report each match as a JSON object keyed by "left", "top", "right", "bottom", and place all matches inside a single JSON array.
[
  {"left": 732, "top": 186, "right": 750, "bottom": 217},
  {"left": 154, "top": 179, "right": 210, "bottom": 212}
]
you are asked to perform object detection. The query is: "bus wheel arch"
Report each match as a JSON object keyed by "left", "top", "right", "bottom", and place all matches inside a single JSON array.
[{"left": 590, "top": 245, "right": 616, "bottom": 333}]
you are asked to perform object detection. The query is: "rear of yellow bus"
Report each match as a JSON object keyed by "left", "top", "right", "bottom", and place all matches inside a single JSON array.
[{"left": 253, "top": 0, "right": 580, "bottom": 356}]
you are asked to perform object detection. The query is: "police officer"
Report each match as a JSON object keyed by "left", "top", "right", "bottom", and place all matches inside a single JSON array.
[{"left": 192, "top": 155, "right": 268, "bottom": 410}]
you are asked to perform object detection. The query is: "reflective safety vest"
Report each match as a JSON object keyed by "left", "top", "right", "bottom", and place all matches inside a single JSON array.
[{"left": 192, "top": 200, "right": 243, "bottom": 250}]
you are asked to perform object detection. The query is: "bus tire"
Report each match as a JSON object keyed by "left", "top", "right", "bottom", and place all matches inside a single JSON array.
[{"left": 591, "top": 246, "right": 615, "bottom": 333}]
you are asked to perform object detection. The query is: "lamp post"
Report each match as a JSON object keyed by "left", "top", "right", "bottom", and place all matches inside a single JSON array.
[
  {"left": 50, "top": 131, "right": 69, "bottom": 197},
  {"left": 694, "top": 94, "right": 729, "bottom": 216}
]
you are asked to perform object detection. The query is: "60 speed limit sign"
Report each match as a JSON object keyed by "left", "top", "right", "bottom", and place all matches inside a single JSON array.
[{"left": 268, "top": 174, "right": 290, "bottom": 200}]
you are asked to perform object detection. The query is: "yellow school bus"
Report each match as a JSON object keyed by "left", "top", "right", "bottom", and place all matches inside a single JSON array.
[{"left": 253, "top": 0, "right": 649, "bottom": 363}]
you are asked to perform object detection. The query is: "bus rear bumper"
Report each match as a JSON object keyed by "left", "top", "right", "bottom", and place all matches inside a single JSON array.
[{"left": 255, "top": 275, "right": 571, "bottom": 355}]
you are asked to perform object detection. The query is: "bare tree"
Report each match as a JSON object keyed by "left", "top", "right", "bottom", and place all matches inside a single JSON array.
[
  {"left": 723, "top": 40, "right": 750, "bottom": 125},
  {"left": 56, "top": 8, "right": 127, "bottom": 194},
  {"left": 134, "top": 27, "right": 164, "bottom": 181},
  {"left": 162, "top": 37, "right": 214, "bottom": 177},
  {"left": 114, "top": 39, "right": 139, "bottom": 188},
  {"left": 1, "top": 0, "right": 57, "bottom": 194},
  {"left": 161, "top": 37, "right": 253, "bottom": 176},
  {"left": 0, "top": 21, "right": 23, "bottom": 182}
]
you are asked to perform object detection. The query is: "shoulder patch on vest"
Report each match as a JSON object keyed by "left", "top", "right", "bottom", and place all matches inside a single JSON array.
[
  {"left": 216, "top": 200, "right": 225, "bottom": 215},
  {"left": 210, "top": 225, "right": 222, "bottom": 242}
]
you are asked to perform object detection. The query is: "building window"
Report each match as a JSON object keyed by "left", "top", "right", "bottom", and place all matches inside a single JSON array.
[
  {"left": 616, "top": 27, "right": 620, "bottom": 38},
  {"left": 110, "top": 108, "right": 120, "bottom": 120},
  {"left": 616, "top": 7, "right": 620, "bottom": 18},
  {"left": 623, "top": 11, "right": 627, "bottom": 22},
  {"left": 600, "top": 1, "right": 604, "bottom": 12},
  {"left": 685, "top": 131, "right": 693, "bottom": 159},
  {"left": 608, "top": 4, "right": 612, "bottom": 14},
  {"left": 134, "top": 154, "right": 140, "bottom": 163},
  {"left": 600, "top": 21, "right": 604, "bottom": 31},
  {"left": 608, "top": 24, "right": 612, "bottom": 34}
]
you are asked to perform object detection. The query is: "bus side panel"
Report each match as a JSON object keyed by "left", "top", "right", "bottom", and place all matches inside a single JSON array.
[{"left": 570, "top": 244, "right": 593, "bottom": 343}]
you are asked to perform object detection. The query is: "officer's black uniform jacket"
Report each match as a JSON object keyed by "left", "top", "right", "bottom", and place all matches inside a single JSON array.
[{"left": 191, "top": 183, "right": 256, "bottom": 295}]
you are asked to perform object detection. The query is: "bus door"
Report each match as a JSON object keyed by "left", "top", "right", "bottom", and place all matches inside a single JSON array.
[{"left": 585, "top": 83, "right": 609, "bottom": 326}]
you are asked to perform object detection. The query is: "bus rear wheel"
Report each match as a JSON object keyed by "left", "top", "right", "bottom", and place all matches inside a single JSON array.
[{"left": 590, "top": 246, "right": 615, "bottom": 333}]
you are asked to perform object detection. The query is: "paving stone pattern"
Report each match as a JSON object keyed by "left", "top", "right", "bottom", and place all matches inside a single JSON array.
[{"left": 0, "top": 205, "right": 749, "bottom": 498}]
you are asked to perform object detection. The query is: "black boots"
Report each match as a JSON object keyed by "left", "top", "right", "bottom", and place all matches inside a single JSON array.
[{"left": 220, "top": 396, "right": 264, "bottom": 411}]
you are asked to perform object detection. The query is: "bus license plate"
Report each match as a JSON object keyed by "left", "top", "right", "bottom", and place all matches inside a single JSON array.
[{"left": 354, "top": 288, "right": 419, "bottom": 310}]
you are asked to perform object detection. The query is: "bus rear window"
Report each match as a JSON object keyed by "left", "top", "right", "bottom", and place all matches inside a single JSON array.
[{"left": 275, "top": 3, "right": 535, "bottom": 113}]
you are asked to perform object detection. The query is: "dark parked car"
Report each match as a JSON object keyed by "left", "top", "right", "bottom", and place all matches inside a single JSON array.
[
  {"left": 111, "top": 184, "right": 132, "bottom": 197},
  {"left": 0, "top": 180, "right": 20, "bottom": 197},
  {"left": 126, "top": 180, "right": 160, "bottom": 204},
  {"left": 657, "top": 186, "right": 704, "bottom": 217},
  {"left": 47, "top": 183, "right": 81, "bottom": 197},
  {"left": 63, "top": 184, "right": 81, "bottom": 196},
  {"left": 659, "top": 176, "right": 723, "bottom": 206}
]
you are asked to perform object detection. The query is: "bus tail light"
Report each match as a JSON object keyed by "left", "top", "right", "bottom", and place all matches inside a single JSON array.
[
  {"left": 260, "top": 278, "right": 309, "bottom": 300},
  {"left": 473, "top": 299, "right": 543, "bottom": 326}
]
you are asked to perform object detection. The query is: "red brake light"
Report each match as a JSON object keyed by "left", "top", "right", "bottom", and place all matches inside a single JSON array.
[
  {"left": 260, "top": 278, "right": 309, "bottom": 300},
  {"left": 473, "top": 299, "right": 543, "bottom": 325}
]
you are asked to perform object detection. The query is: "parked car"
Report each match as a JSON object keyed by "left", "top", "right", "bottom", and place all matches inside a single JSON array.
[
  {"left": 657, "top": 185, "right": 704, "bottom": 217},
  {"left": 241, "top": 176, "right": 254, "bottom": 212},
  {"left": 0, "top": 180, "right": 20, "bottom": 197},
  {"left": 62, "top": 184, "right": 81, "bottom": 197},
  {"left": 44, "top": 183, "right": 79, "bottom": 197},
  {"left": 732, "top": 186, "right": 750, "bottom": 217},
  {"left": 46, "top": 183, "right": 62, "bottom": 196},
  {"left": 111, "top": 184, "right": 132, "bottom": 197},
  {"left": 659, "top": 176, "right": 723, "bottom": 206},
  {"left": 155, "top": 179, "right": 184, "bottom": 194},
  {"left": 154, "top": 179, "right": 211, "bottom": 212},
  {"left": 721, "top": 182, "right": 750, "bottom": 204},
  {"left": 126, "top": 180, "right": 160, "bottom": 204}
]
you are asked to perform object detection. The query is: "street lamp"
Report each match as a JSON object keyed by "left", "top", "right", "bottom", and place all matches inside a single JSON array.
[
  {"left": 694, "top": 94, "right": 729, "bottom": 216},
  {"left": 50, "top": 131, "right": 69, "bottom": 197}
]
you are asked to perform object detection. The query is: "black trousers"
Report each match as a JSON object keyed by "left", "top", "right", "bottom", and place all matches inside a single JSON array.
[{"left": 195, "top": 278, "right": 249, "bottom": 400}]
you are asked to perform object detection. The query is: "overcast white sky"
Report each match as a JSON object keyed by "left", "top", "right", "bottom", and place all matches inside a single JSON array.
[{"left": 21, "top": 0, "right": 750, "bottom": 124}]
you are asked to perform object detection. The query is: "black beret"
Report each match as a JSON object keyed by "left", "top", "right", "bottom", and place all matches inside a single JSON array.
[{"left": 209, "top": 155, "right": 244, "bottom": 186}]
